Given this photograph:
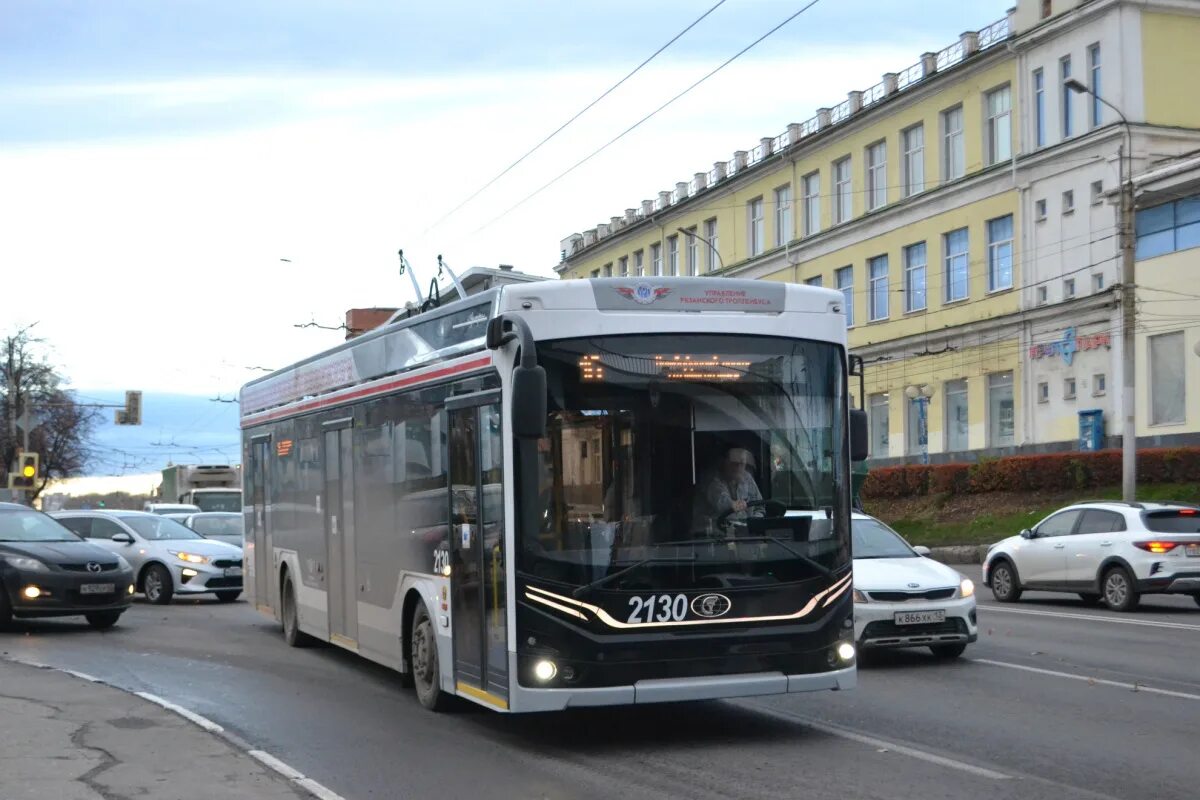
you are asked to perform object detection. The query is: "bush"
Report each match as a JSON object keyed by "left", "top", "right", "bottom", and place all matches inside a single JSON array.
[{"left": 860, "top": 447, "right": 1200, "bottom": 499}]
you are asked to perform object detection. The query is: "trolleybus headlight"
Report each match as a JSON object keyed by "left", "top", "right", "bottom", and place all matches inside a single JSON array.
[
  {"left": 836, "top": 642, "right": 856, "bottom": 663},
  {"left": 533, "top": 659, "right": 558, "bottom": 682}
]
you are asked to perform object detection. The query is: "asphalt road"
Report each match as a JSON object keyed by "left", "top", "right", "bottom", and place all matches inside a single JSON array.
[{"left": 3, "top": 569, "right": 1198, "bottom": 800}]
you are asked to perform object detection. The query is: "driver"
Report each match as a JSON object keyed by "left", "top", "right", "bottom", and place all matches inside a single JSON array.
[{"left": 693, "top": 447, "right": 764, "bottom": 533}]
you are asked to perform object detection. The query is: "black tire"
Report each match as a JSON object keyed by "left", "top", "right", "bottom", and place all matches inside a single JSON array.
[
  {"left": 930, "top": 643, "right": 967, "bottom": 659},
  {"left": 989, "top": 560, "right": 1022, "bottom": 602},
  {"left": 281, "top": 575, "right": 317, "bottom": 648},
  {"left": 143, "top": 564, "right": 174, "bottom": 605},
  {"left": 1078, "top": 593, "right": 1104, "bottom": 606},
  {"left": 1101, "top": 566, "right": 1140, "bottom": 612},
  {"left": 411, "top": 604, "right": 448, "bottom": 711},
  {"left": 85, "top": 610, "right": 122, "bottom": 629},
  {"left": 215, "top": 591, "right": 241, "bottom": 603}
]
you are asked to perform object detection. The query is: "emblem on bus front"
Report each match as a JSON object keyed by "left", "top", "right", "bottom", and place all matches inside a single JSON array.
[
  {"left": 616, "top": 283, "right": 671, "bottom": 305},
  {"left": 691, "top": 593, "right": 731, "bottom": 618}
]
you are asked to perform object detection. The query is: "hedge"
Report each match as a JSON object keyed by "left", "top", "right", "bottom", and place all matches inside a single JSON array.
[{"left": 860, "top": 447, "right": 1200, "bottom": 499}]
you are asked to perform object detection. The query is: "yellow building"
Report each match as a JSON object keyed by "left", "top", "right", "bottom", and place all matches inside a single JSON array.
[{"left": 557, "top": 0, "right": 1200, "bottom": 463}]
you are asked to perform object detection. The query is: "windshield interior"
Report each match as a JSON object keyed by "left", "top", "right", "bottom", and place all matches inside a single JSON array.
[
  {"left": 851, "top": 518, "right": 915, "bottom": 559},
  {"left": 519, "top": 334, "right": 849, "bottom": 590},
  {"left": 193, "top": 493, "right": 241, "bottom": 512},
  {"left": 191, "top": 515, "right": 243, "bottom": 538},
  {"left": 0, "top": 510, "right": 82, "bottom": 542},
  {"left": 121, "top": 515, "right": 204, "bottom": 541}
]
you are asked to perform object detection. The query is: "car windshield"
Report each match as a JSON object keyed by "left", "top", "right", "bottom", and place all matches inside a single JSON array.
[
  {"left": 191, "top": 515, "right": 243, "bottom": 538},
  {"left": 0, "top": 510, "right": 83, "bottom": 542},
  {"left": 852, "top": 518, "right": 916, "bottom": 559},
  {"left": 120, "top": 515, "right": 204, "bottom": 541},
  {"left": 193, "top": 492, "right": 241, "bottom": 512},
  {"left": 518, "top": 333, "right": 850, "bottom": 591}
]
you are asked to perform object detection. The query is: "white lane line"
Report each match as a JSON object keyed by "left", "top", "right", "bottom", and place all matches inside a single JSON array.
[
  {"left": 980, "top": 604, "right": 1200, "bottom": 631},
  {"left": 969, "top": 658, "right": 1200, "bottom": 701},
  {"left": 742, "top": 703, "right": 1011, "bottom": 780},
  {"left": 296, "top": 777, "right": 348, "bottom": 800},
  {"left": 61, "top": 668, "right": 103, "bottom": 683},
  {"left": 249, "top": 750, "right": 306, "bottom": 781},
  {"left": 134, "top": 692, "right": 226, "bottom": 734}
]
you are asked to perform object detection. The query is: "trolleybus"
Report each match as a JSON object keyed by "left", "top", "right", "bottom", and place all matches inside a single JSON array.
[{"left": 240, "top": 275, "right": 867, "bottom": 712}]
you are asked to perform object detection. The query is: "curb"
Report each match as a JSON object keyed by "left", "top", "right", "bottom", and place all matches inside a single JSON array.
[
  {"left": 2, "top": 656, "right": 346, "bottom": 800},
  {"left": 925, "top": 544, "right": 990, "bottom": 565}
]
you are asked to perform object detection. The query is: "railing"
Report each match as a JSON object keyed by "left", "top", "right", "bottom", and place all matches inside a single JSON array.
[
  {"left": 978, "top": 17, "right": 1009, "bottom": 49},
  {"left": 896, "top": 61, "right": 925, "bottom": 91},
  {"left": 936, "top": 40, "right": 964, "bottom": 72},
  {"left": 829, "top": 98, "right": 853, "bottom": 125},
  {"left": 861, "top": 81, "right": 887, "bottom": 109}
]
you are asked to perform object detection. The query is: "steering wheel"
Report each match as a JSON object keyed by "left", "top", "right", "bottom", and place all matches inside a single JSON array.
[{"left": 714, "top": 499, "right": 787, "bottom": 529}]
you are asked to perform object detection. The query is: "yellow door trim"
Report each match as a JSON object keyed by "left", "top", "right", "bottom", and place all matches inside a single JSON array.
[{"left": 456, "top": 681, "right": 509, "bottom": 710}]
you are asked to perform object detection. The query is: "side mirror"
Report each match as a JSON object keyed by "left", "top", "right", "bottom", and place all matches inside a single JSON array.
[
  {"left": 511, "top": 365, "right": 547, "bottom": 439},
  {"left": 112, "top": 532, "right": 134, "bottom": 544},
  {"left": 1019, "top": 528, "right": 1034, "bottom": 539},
  {"left": 849, "top": 408, "right": 869, "bottom": 463},
  {"left": 912, "top": 545, "right": 931, "bottom": 556}
]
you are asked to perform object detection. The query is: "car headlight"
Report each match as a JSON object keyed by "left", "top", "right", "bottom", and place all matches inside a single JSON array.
[
  {"left": 169, "top": 551, "right": 209, "bottom": 565},
  {"left": 852, "top": 588, "right": 868, "bottom": 604},
  {"left": 958, "top": 578, "right": 975, "bottom": 598},
  {"left": 4, "top": 556, "right": 50, "bottom": 572}
]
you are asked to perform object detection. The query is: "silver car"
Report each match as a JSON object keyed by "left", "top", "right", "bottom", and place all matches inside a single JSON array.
[
  {"left": 181, "top": 512, "right": 244, "bottom": 548},
  {"left": 52, "top": 511, "right": 244, "bottom": 604}
]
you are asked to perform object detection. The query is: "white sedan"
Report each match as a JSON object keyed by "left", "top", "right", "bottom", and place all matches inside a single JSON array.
[{"left": 852, "top": 513, "right": 978, "bottom": 658}]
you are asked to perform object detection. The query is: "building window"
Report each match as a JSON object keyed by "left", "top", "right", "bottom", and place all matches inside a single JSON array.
[
  {"left": 590, "top": 269, "right": 601, "bottom": 278},
  {"left": 906, "top": 396, "right": 928, "bottom": 456},
  {"left": 1036, "top": 285, "right": 1048, "bottom": 305},
  {"left": 902, "top": 124, "right": 924, "bottom": 197},
  {"left": 748, "top": 197, "right": 765, "bottom": 256},
  {"left": 650, "top": 242, "right": 662, "bottom": 276},
  {"left": 668, "top": 236, "right": 680, "bottom": 275},
  {"left": 1093, "top": 373, "right": 1106, "bottom": 396},
  {"left": 944, "top": 227, "right": 969, "bottom": 302},
  {"left": 1035, "top": 199, "right": 1047, "bottom": 221},
  {"left": 945, "top": 379, "right": 968, "bottom": 452},
  {"left": 633, "top": 250, "right": 644, "bottom": 277},
  {"left": 1064, "top": 378, "right": 1077, "bottom": 400},
  {"left": 987, "top": 372, "right": 1015, "bottom": 447},
  {"left": 869, "top": 393, "right": 889, "bottom": 456},
  {"left": 1091, "top": 180, "right": 1104, "bottom": 205},
  {"left": 603, "top": 262, "right": 613, "bottom": 277},
  {"left": 1062, "top": 189, "right": 1075, "bottom": 214},
  {"left": 987, "top": 215, "right": 1014, "bottom": 292},
  {"left": 1150, "top": 332, "right": 1186, "bottom": 425},
  {"left": 903, "top": 242, "right": 927, "bottom": 312},
  {"left": 805, "top": 275, "right": 823, "bottom": 288},
  {"left": 1033, "top": 68, "right": 1046, "bottom": 148},
  {"left": 1089, "top": 44, "right": 1102, "bottom": 128},
  {"left": 836, "top": 266, "right": 854, "bottom": 327},
  {"left": 868, "top": 255, "right": 889, "bottom": 321},
  {"left": 802, "top": 172, "right": 820, "bottom": 236},
  {"left": 1038, "top": 382, "right": 1050, "bottom": 404},
  {"left": 867, "top": 141, "right": 887, "bottom": 210},
  {"left": 1041, "top": 0, "right": 1052, "bottom": 19},
  {"left": 618, "top": 256, "right": 628, "bottom": 277},
  {"left": 834, "top": 157, "right": 852, "bottom": 223},
  {"left": 682, "top": 229, "right": 697, "bottom": 276},
  {"left": 986, "top": 85, "right": 1012, "bottom": 165},
  {"left": 1135, "top": 195, "right": 1200, "bottom": 259},
  {"left": 942, "top": 105, "right": 964, "bottom": 181},
  {"left": 1092, "top": 273, "right": 1104, "bottom": 292},
  {"left": 703, "top": 218, "right": 720, "bottom": 271},
  {"left": 1064, "top": 278, "right": 1075, "bottom": 298},
  {"left": 1061, "top": 56, "right": 1073, "bottom": 138},
  {"left": 774, "top": 184, "right": 793, "bottom": 247}
]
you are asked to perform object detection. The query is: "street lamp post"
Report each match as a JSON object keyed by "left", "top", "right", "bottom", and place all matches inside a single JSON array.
[
  {"left": 1065, "top": 78, "right": 1135, "bottom": 501},
  {"left": 905, "top": 384, "right": 934, "bottom": 466},
  {"left": 677, "top": 227, "right": 724, "bottom": 273}
]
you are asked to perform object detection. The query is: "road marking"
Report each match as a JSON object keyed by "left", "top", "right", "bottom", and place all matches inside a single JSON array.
[
  {"left": 61, "top": 668, "right": 103, "bottom": 683},
  {"left": 250, "top": 750, "right": 306, "bottom": 781},
  {"left": 980, "top": 604, "right": 1200, "bottom": 631},
  {"left": 134, "top": 692, "right": 226, "bottom": 733},
  {"left": 969, "top": 658, "right": 1200, "bottom": 701},
  {"left": 740, "top": 702, "right": 1011, "bottom": 780}
]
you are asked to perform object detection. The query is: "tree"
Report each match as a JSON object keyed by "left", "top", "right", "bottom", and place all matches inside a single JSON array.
[{"left": 1, "top": 326, "right": 100, "bottom": 500}]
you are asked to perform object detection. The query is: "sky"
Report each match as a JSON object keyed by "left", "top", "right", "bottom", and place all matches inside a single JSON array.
[{"left": 1, "top": 0, "right": 1007, "bottom": 470}]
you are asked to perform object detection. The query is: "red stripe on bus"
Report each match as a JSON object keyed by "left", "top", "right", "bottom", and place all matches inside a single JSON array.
[{"left": 240, "top": 355, "right": 494, "bottom": 429}]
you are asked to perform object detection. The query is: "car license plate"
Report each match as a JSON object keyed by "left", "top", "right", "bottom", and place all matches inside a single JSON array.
[
  {"left": 894, "top": 609, "right": 946, "bottom": 625},
  {"left": 80, "top": 583, "right": 114, "bottom": 595},
  {"left": 224, "top": 567, "right": 243, "bottom": 577},
  {"left": 1186, "top": 544, "right": 1200, "bottom": 558}
]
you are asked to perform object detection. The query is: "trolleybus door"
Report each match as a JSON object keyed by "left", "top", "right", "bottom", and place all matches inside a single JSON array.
[
  {"left": 323, "top": 423, "right": 359, "bottom": 647},
  {"left": 446, "top": 392, "right": 508, "bottom": 706},
  {"left": 249, "top": 437, "right": 272, "bottom": 610}
]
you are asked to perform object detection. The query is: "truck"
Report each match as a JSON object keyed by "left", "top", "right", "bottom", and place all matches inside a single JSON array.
[{"left": 159, "top": 464, "right": 242, "bottom": 512}]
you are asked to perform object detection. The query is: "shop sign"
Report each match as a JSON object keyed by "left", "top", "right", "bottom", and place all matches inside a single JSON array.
[{"left": 1028, "top": 327, "right": 1111, "bottom": 365}]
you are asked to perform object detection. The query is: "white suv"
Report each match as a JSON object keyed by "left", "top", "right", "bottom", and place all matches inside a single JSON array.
[{"left": 983, "top": 502, "right": 1200, "bottom": 612}]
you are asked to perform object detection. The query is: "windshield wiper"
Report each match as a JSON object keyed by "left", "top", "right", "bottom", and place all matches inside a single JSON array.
[{"left": 572, "top": 554, "right": 696, "bottom": 598}]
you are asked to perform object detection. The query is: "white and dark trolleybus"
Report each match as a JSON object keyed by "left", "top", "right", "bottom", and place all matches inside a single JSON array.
[{"left": 240, "top": 272, "right": 868, "bottom": 712}]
